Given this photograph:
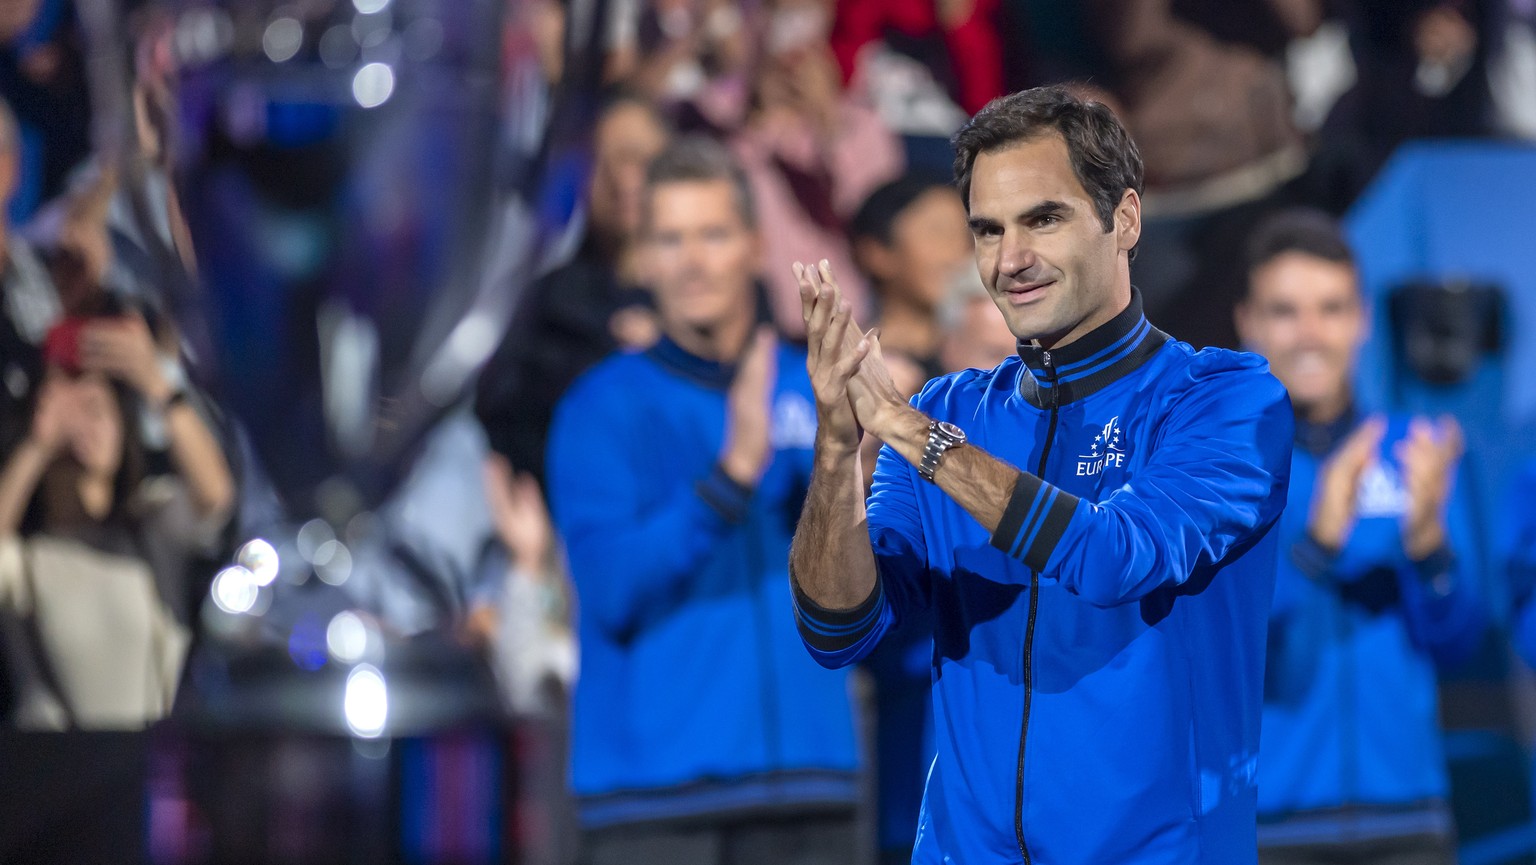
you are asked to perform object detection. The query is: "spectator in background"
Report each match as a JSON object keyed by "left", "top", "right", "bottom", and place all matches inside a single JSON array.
[
  {"left": 466, "top": 453, "right": 576, "bottom": 719},
  {"left": 1316, "top": 0, "right": 1497, "bottom": 203},
  {"left": 547, "top": 137, "right": 860, "bottom": 864},
  {"left": 603, "top": 0, "right": 754, "bottom": 133},
  {"left": 31, "top": 160, "right": 116, "bottom": 317},
  {"left": 476, "top": 92, "right": 671, "bottom": 484},
  {"left": 1235, "top": 210, "right": 1489, "bottom": 865},
  {"left": 938, "top": 267, "right": 1018, "bottom": 374},
  {"left": 732, "top": 0, "right": 904, "bottom": 336},
  {"left": 849, "top": 174, "right": 973, "bottom": 381},
  {"left": 846, "top": 173, "right": 970, "bottom": 492},
  {"left": 832, "top": 0, "right": 1004, "bottom": 115},
  {"left": 0, "top": 94, "right": 59, "bottom": 457},
  {"left": 1083, "top": 0, "right": 1317, "bottom": 200},
  {"left": 0, "top": 299, "right": 233, "bottom": 730}
]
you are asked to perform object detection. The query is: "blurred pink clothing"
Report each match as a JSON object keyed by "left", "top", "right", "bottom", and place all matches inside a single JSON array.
[{"left": 732, "top": 102, "right": 904, "bottom": 335}]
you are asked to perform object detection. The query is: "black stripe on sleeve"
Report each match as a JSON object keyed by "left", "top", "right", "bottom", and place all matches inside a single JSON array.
[
  {"left": 1020, "top": 485, "right": 1079, "bottom": 573},
  {"left": 695, "top": 463, "right": 754, "bottom": 524},
  {"left": 791, "top": 568, "right": 886, "bottom": 654},
  {"left": 990, "top": 471, "right": 1036, "bottom": 556}
]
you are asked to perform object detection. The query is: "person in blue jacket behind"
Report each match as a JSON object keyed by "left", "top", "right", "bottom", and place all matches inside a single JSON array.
[
  {"left": 546, "top": 136, "right": 860, "bottom": 864},
  {"left": 1234, "top": 209, "right": 1490, "bottom": 865},
  {"left": 790, "top": 86, "right": 1295, "bottom": 864}
]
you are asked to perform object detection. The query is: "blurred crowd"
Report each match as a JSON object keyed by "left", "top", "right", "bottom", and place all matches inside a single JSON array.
[{"left": 1, "top": 0, "right": 1535, "bottom": 863}]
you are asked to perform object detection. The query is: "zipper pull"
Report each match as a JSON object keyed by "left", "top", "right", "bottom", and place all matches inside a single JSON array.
[{"left": 1040, "top": 350, "right": 1060, "bottom": 409}]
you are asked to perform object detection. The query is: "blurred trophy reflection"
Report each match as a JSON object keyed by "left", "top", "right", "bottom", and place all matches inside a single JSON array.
[{"left": 73, "top": 0, "right": 594, "bottom": 861}]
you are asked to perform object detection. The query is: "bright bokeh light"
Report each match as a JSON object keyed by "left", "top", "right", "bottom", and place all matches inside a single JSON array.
[
  {"left": 352, "top": 62, "right": 395, "bottom": 109},
  {"left": 210, "top": 566, "right": 259, "bottom": 614},
  {"left": 262, "top": 17, "right": 303, "bottom": 63},
  {"left": 345, "top": 664, "right": 388, "bottom": 738},
  {"left": 237, "top": 539, "right": 280, "bottom": 586},
  {"left": 327, "top": 611, "right": 369, "bottom": 663}
]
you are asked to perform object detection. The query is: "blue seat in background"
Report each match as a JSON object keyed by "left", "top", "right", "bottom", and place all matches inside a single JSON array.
[
  {"left": 1346, "top": 141, "right": 1536, "bottom": 865},
  {"left": 1347, "top": 141, "right": 1536, "bottom": 609}
]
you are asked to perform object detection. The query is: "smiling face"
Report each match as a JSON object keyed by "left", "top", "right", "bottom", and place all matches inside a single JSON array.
[
  {"left": 642, "top": 178, "right": 760, "bottom": 335},
  {"left": 966, "top": 134, "right": 1139, "bottom": 348},
  {"left": 1237, "top": 251, "right": 1365, "bottom": 419}
]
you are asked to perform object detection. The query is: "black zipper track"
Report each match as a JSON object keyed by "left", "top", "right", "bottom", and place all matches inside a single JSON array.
[{"left": 1016, "top": 351, "right": 1059, "bottom": 863}]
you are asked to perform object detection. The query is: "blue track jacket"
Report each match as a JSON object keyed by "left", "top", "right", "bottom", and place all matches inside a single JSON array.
[
  {"left": 794, "top": 293, "right": 1294, "bottom": 864},
  {"left": 548, "top": 337, "right": 860, "bottom": 829},
  {"left": 1257, "top": 411, "right": 1488, "bottom": 846}
]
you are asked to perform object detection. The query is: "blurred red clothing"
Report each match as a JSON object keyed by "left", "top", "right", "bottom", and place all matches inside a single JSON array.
[{"left": 831, "top": 0, "right": 1004, "bottom": 114}]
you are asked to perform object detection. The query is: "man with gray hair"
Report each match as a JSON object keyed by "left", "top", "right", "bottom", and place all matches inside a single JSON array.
[{"left": 546, "top": 136, "right": 861, "bottom": 865}]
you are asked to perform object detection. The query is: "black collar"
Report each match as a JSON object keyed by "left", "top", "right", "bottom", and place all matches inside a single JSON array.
[
  {"left": 1015, "top": 288, "right": 1170, "bottom": 408},
  {"left": 1294, "top": 403, "right": 1359, "bottom": 456},
  {"left": 645, "top": 335, "right": 737, "bottom": 390}
]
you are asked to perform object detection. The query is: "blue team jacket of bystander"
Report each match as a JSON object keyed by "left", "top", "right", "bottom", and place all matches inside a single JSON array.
[
  {"left": 547, "top": 337, "right": 861, "bottom": 830},
  {"left": 1256, "top": 412, "right": 1489, "bottom": 846}
]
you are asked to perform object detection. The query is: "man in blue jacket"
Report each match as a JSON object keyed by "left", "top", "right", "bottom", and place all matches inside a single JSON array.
[
  {"left": 1235, "top": 209, "right": 1488, "bottom": 865},
  {"left": 789, "top": 86, "right": 1295, "bottom": 864},
  {"left": 546, "top": 136, "right": 860, "bottom": 864}
]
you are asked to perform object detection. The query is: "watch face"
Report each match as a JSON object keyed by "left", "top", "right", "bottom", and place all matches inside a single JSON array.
[{"left": 936, "top": 421, "right": 966, "bottom": 443}]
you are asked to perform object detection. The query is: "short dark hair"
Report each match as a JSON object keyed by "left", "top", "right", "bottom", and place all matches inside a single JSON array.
[
  {"left": 1241, "top": 208, "right": 1356, "bottom": 302},
  {"left": 1244, "top": 208, "right": 1354, "bottom": 273},
  {"left": 642, "top": 135, "right": 756, "bottom": 231},
  {"left": 849, "top": 173, "right": 953, "bottom": 246},
  {"left": 951, "top": 85, "right": 1143, "bottom": 233}
]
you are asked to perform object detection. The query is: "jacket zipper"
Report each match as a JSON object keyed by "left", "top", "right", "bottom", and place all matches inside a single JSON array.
[{"left": 1017, "top": 350, "right": 1060, "bottom": 863}]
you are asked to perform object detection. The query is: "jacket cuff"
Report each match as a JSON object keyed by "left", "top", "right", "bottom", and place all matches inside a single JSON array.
[
  {"left": 695, "top": 463, "right": 754, "bottom": 524},
  {"left": 791, "top": 571, "right": 885, "bottom": 654},
  {"left": 1290, "top": 532, "right": 1340, "bottom": 581},
  {"left": 989, "top": 471, "right": 1079, "bottom": 572},
  {"left": 1410, "top": 546, "right": 1456, "bottom": 599}
]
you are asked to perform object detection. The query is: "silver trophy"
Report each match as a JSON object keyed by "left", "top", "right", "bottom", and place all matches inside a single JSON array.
[{"left": 75, "top": 0, "right": 599, "bottom": 859}]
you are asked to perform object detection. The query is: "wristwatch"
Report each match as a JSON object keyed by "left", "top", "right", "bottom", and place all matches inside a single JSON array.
[{"left": 919, "top": 421, "right": 967, "bottom": 482}]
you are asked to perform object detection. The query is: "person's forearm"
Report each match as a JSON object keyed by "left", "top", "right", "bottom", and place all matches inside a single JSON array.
[
  {"left": 790, "top": 432, "right": 879, "bottom": 610},
  {"left": 162, "top": 402, "right": 235, "bottom": 520},
  {"left": 866, "top": 401, "right": 1019, "bottom": 535},
  {"left": 0, "top": 441, "right": 52, "bottom": 538}
]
